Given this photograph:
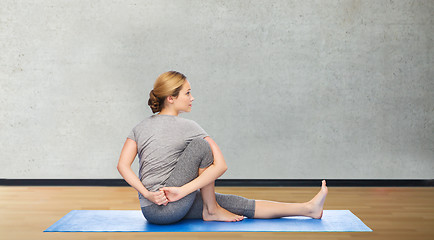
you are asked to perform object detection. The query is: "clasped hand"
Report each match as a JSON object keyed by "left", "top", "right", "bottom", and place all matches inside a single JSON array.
[{"left": 147, "top": 186, "right": 185, "bottom": 206}]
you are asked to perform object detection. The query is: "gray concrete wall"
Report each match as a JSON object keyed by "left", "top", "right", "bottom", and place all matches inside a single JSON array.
[{"left": 1, "top": 0, "right": 433, "bottom": 179}]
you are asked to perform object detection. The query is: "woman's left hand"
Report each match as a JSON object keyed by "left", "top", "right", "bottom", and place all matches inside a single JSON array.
[{"left": 159, "top": 186, "right": 186, "bottom": 202}]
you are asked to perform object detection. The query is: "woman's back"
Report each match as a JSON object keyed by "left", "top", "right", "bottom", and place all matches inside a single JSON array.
[{"left": 127, "top": 114, "right": 208, "bottom": 207}]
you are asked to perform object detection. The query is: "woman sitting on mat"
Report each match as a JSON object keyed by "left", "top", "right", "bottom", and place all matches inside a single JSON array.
[{"left": 117, "top": 71, "right": 328, "bottom": 225}]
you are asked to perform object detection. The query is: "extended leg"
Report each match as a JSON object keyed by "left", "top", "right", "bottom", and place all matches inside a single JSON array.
[
  {"left": 183, "top": 179, "right": 328, "bottom": 220},
  {"left": 254, "top": 180, "right": 328, "bottom": 219},
  {"left": 254, "top": 200, "right": 310, "bottom": 218}
]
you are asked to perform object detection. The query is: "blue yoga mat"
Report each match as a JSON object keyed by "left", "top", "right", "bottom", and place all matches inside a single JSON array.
[{"left": 44, "top": 210, "right": 372, "bottom": 232}]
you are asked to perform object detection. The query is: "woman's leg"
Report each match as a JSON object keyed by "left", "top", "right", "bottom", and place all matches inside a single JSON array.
[
  {"left": 197, "top": 167, "right": 218, "bottom": 212},
  {"left": 254, "top": 180, "right": 328, "bottom": 219},
  {"left": 141, "top": 137, "right": 217, "bottom": 225},
  {"left": 183, "top": 190, "right": 256, "bottom": 220},
  {"left": 183, "top": 180, "right": 328, "bottom": 220},
  {"left": 197, "top": 167, "right": 244, "bottom": 222},
  {"left": 179, "top": 139, "right": 243, "bottom": 222}
]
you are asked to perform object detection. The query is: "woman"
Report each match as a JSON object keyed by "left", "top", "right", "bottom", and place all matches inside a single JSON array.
[{"left": 117, "top": 71, "right": 328, "bottom": 225}]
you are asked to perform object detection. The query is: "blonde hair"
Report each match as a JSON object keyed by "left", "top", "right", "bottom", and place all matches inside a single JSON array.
[{"left": 148, "top": 71, "right": 187, "bottom": 113}]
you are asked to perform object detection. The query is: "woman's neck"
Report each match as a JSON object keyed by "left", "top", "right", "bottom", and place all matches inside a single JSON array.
[{"left": 157, "top": 110, "right": 179, "bottom": 116}]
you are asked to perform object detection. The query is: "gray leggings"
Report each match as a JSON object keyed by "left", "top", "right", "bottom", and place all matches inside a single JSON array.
[{"left": 141, "top": 137, "right": 256, "bottom": 225}]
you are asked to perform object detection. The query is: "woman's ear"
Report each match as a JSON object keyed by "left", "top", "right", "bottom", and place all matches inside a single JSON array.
[{"left": 167, "top": 95, "right": 175, "bottom": 103}]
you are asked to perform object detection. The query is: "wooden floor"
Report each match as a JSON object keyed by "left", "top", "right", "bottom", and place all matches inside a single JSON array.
[{"left": 1, "top": 186, "right": 433, "bottom": 240}]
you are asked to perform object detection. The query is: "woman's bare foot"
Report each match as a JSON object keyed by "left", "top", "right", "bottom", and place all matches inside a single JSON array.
[
  {"left": 306, "top": 180, "right": 328, "bottom": 219},
  {"left": 202, "top": 204, "right": 245, "bottom": 222}
]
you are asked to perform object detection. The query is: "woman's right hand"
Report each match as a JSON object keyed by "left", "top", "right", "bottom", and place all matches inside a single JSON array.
[
  {"left": 160, "top": 186, "right": 186, "bottom": 202},
  {"left": 146, "top": 190, "right": 169, "bottom": 206}
]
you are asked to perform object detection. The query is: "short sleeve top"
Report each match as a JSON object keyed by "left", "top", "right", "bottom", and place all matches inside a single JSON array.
[{"left": 126, "top": 114, "right": 209, "bottom": 207}]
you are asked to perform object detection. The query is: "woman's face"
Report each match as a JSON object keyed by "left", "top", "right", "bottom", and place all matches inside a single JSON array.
[{"left": 174, "top": 80, "right": 194, "bottom": 113}]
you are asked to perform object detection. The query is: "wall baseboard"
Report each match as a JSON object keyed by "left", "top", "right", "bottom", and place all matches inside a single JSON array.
[{"left": 0, "top": 179, "right": 432, "bottom": 187}]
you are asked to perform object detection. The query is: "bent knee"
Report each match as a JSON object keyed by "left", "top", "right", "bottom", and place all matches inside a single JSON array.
[{"left": 190, "top": 138, "right": 213, "bottom": 165}]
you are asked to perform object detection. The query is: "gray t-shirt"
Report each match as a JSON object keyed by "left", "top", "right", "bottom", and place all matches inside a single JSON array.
[{"left": 127, "top": 114, "right": 209, "bottom": 207}]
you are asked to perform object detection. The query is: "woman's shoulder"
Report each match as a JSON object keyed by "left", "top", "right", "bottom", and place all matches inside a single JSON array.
[
  {"left": 131, "top": 116, "right": 154, "bottom": 129},
  {"left": 142, "top": 114, "right": 201, "bottom": 128},
  {"left": 182, "top": 118, "right": 205, "bottom": 131},
  {"left": 176, "top": 116, "right": 199, "bottom": 125}
]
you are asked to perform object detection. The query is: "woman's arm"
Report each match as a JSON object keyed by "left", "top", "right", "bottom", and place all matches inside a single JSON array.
[
  {"left": 117, "top": 138, "right": 150, "bottom": 199},
  {"left": 179, "top": 136, "right": 228, "bottom": 196}
]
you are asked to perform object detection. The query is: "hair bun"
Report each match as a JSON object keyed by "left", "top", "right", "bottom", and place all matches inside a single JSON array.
[{"left": 148, "top": 89, "right": 161, "bottom": 113}]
